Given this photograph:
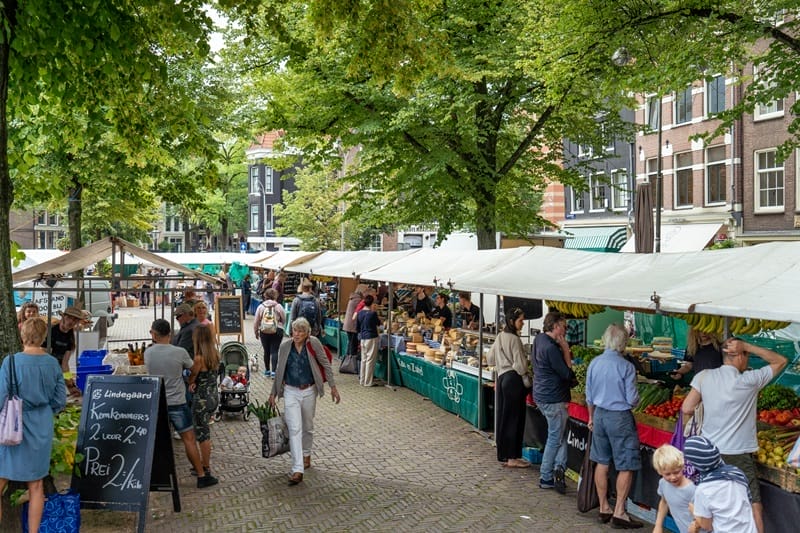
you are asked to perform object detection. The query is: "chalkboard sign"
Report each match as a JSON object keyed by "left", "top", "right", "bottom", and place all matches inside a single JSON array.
[
  {"left": 283, "top": 271, "right": 303, "bottom": 299},
  {"left": 72, "top": 375, "right": 179, "bottom": 532},
  {"left": 216, "top": 295, "right": 243, "bottom": 337}
]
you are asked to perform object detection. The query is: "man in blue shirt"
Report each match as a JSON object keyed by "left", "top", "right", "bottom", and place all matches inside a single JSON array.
[
  {"left": 356, "top": 294, "right": 381, "bottom": 387},
  {"left": 532, "top": 311, "right": 573, "bottom": 494},
  {"left": 585, "top": 323, "right": 642, "bottom": 529}
]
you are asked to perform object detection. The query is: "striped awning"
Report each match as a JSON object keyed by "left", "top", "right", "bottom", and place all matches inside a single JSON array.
[{"left": 562, "top": 226, "right": 628, "bottom": 252}]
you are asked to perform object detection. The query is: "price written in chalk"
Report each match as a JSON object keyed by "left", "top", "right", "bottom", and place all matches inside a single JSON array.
[{"left": 88, "top": 423, "right": 148, "bottom": 445}]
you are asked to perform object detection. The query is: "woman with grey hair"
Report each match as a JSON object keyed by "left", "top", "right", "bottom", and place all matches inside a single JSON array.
[
  {"left": 269, "top": 317, "right": 340, "bottom": 485},
  {"left": 585, "top": 323, "right": 643, "bottom": 528}
]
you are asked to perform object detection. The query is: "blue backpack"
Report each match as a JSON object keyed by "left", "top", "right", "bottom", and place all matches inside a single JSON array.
[{"left": 297, "top": 297, "right": 319, "bottom": 328}]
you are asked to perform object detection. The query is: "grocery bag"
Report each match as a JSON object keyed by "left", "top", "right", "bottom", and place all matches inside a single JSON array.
[
  {"left": 577, "top": 432, "right": 600, "bottom": 513},
  {"left": 260, "top": 406, "right": 290, "bottom": 458},
  {"left": 23, "top": 490, "right": 80, "bottom": 533}
]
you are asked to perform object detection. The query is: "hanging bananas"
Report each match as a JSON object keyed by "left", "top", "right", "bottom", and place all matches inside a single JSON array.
[
  {"left": 671, "top": 313, "right": 791, "bottom": 335},
  {"left": 545, "top": 300, "right": 606, "bottom": 319}
]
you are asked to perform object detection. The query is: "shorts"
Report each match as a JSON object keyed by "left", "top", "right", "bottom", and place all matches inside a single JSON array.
[
  {"left": 168, "top": 403, "right": 194, "bottom": 434},
  {"left": 590, "top": 408, "right": 641, "bottom": 471},
  {"left": 721, "top": 453, "right": 761, "bottom": 503}
]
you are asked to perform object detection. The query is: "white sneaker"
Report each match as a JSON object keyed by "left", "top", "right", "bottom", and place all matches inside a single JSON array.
[{"left": 172, "top": 430, "right": 181, "bottom": 440}]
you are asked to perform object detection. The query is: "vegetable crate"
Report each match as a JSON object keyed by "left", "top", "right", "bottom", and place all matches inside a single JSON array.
[
  {"left": 643, "top": 358, "right": 678, "bottom": 374},
  {"left": 756, "top": 463, "right": 800, "bottom": 494}
]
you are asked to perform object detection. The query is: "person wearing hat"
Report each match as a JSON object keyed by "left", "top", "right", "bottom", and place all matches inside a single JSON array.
[
  {"left": 42, "top": 306, "right": 83, "bottom": 373},
  {"left": 683, "top": 435, "right": 756, "bottom": 533},
  {"left": 172, "top": 303, "right": 199, "bottom": 358}
]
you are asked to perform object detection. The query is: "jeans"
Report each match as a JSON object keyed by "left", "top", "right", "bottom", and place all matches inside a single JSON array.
[
  {"left": 538, "top": 401, "right": 568, "bottom": 481},
  {"left": 284, "top": 384, "right": 317, "bottom": 474}
]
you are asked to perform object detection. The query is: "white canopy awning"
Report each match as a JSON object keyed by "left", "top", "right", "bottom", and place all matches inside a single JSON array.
[
  {"left": 12, "top": 237, "right": 219, "bottom": 284},
  {"left": 251, "top": 250, "right": 323, "bottom": 271},
  {"left": 620, "top": 223, "right": 723, "bottom": 253},
  {"left": 156, "top": 251, "right": 274, "bottom": 267},
  {"left": 286, "top": 250, "right": 421, "bottom": 279}
]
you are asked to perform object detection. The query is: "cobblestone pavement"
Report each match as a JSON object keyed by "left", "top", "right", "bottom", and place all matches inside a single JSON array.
[{"left": 80, "top": 305, "right": 622, "bottom": 532}]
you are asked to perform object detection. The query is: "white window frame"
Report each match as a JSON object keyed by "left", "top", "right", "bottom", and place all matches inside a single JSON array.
[
  {"left": 589, "top": 173, "right": 608, "bottom": 212},
  {"left": 705, "top": 75, "right": 726, "bottom": 116},
  {"left": 249, "top": 166, "right": 259, "bottom": 194},
  {"left": 754, "top": 148, "right": 784, "bottom": 213},
  {"left": 705, "top": 145, "right": 727, "bottom": 206},
  {"left": 602, "top": 122, "right": 615, "bottom": 152},
  {"left": 570, "top": 187, "right": 585, "bottom": 214},
  {"left": 674, "top": 86, "right": 693, "bottom": 125},
  {"left": 645, "top": 96, "right": 660, "bottom": 131},
  {"left": 610, "top": 170, "right": 629, "bottom": 211},
  {"left": 264, "top": 204, "right": 274, "bottom": 231},
  {"left": 48, "top": 213, "right": 59, "bottom": 226},
  {"left": 369, "top": 233, "right": 382, "bottom": 251},
  {"left": 753, "top": 65, "right": 784, "bottom": 121},
  {"left": 577, "top": 143, "right": 593, "bottom": 159},
  {"left": 263, "top": 167, "right": 274, "bottom": 194},
  {"left": 250, "top": 204, "right": 259, "bottom": 232},
  {"left": 673, "top": 151, "right": 694, "bottom": 208}
]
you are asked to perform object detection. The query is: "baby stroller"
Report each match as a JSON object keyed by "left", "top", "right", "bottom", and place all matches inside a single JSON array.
[{"left": 215, "top": 341, "right": 251, "bottom": 421}]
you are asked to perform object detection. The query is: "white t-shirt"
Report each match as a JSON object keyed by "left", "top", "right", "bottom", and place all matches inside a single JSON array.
[
  {"left": 693, "top": 480, "right": 756, "bottom": 533},
  {"left": 658, "top": 478, "right": 695, "bottom": 533},
  {"left": 691, "top": 365, "right": 773, "bottom": 454}
]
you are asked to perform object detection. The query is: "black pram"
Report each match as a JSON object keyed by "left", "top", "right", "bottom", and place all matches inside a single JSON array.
[{"left": 215, "top": 341, "right": 251, "bottom": 421}]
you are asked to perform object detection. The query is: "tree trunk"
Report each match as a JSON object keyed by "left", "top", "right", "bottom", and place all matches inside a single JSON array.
[
  {"left": 183, "top": 216, "right": 191, "bottom": 252},
  {"left": 474, "top": 181, "right": 497, "bottom": 250},
  {"left": 0, "top": 7, "right": 25, "bottom": 532},
  {"left": 67, "top": 175, "right": 83, "bottom": 288},
  {"left": 220, "top": 218, "right": 229, "bottom": 253}
]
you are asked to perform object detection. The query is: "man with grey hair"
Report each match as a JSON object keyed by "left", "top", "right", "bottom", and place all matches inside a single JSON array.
[{"left": 585, "top": 323, "right": 642, "bottom": 529}]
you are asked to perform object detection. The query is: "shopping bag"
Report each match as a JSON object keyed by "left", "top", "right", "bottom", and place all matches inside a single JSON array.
[
  {"left": 670, "top": 408, "right": 700, "bottom": 482},
  {"left": 339, "top": 354, "right": 360, "bottom": 375},
  {"left": 577, "top": 432, "right": 600, "bottom": 513},
  {"left": 260, "top": 407, "right": 290, "bottom": 458},
  {"left": 0, "top": 354, "right": 22, "bottom": 446},
  {"left": 22, "top": 489, "right": 81, "bottom": 533}
]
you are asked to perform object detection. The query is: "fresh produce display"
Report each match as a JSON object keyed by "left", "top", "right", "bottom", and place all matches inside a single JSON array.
[
  {"left": 758, "top": 408, "right": 800, "bottom": 427},
  {"left": 633, "top": 383, "right": 671, "bottom": 413},
  {"left": 671, "top": 313, "right": 790, "bottom": 335},
  {"left": 568, "top": 346, "right": 601, "bottom": 395},
  {"left": 572, "top": 362, "right": 588, "bottom": 395},
  {"left": 758, "top": 384, "right": 800, "bottom": 411},
  {"left": 642, "top": 397, "right": 683, "bottom": 420},
  {"left": 757, "top": 427, "right": 800, "bottom": 469},
  {"left": 545, "top": 300, "right": 606, "bottom": 319}
]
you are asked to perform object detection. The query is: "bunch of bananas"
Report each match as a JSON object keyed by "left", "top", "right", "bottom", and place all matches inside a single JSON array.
[
  {"left": 672, "top": 313, "right": 791, "bottom": 335},
  {"left": 545, "top": 300, "right": 606, "bottom": 319}
]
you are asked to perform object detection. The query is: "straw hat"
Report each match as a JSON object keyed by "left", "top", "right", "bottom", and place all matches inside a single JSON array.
[{"left": 61, "top": 307, "right": 84, "bottom": 320}]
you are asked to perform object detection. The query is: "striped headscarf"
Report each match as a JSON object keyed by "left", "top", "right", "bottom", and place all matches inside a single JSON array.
[{"left": 683, "top": 436, "right": 751, "bottom": 501}]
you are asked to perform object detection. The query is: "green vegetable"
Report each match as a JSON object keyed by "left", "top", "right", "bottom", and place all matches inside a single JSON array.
[
  {"left": 758, "top": 384, "right": 800, "bottom": 411},
  {"left": 248, "top": 400, "right": 280, "bottom": 423}
]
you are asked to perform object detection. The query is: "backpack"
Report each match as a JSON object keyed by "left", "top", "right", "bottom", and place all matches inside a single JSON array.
[
  {"left": 297, "top": 298, "right": 319, "bottom": 328},
  {"left": 259, "top": 304, "right": 278, "bottom": 334}
]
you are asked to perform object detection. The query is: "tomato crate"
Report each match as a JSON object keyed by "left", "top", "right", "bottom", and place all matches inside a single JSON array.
[
  {"left": 634, "top": 412, "right": 676, "bottom": 433},
  {"left": 756, "top": 462, "right": 800, "bottom": 494}
]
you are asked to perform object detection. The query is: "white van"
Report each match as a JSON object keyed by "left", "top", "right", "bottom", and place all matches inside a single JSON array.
[{"left": 14, "top": 277, "right": 117, "bottom": 327}]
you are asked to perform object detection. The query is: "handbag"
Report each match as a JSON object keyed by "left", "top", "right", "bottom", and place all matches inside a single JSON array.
[
  {"left": 339, "top": 353, "right": 360, "bottom": 374},
  {"left": 22, "top": 489, "right": 81, "bottom": 533},
  {"left": 260, "top": 406, "right": 290, "bottom": 458},
  {"left": 0, "top": 354, "right": 23, "bottom": 446},
  {"left": 577, "top": 432, "right": 600, "bottom": 513},
  {"left": 670, "top": 408, "right": 700, "bottom": 482}
]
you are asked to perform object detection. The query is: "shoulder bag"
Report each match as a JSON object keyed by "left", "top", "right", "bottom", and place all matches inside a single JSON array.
[
  {"left": 307, "top": 339, "right": 334, "bottom": 382},
  {"left": 576, "top": 431, "right": 599, "bottom": 513},
  {"left": 0, "top": 354, "right": 23, "bottom": 446}
]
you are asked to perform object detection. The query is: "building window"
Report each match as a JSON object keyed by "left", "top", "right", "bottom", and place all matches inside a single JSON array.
[
  {"left": 264, "top": 204, "right": 273, "bottom": 231},
  {"left": 577, "top": 143, "right": 593, "bottom": 159},
  {"left": 707, "top": 75, "right": 726, "bottom": 115},
  {"left": 168, "top": 237, "right": 183, "bottom": 253},
  {"left": 755, "top": 149, "right": 784, "bottom": 212},
  {"left": 37, "top": 231, "right": 46, "bottom": 248},
  {"left": 250, "top": 205, "right": 259, "bottom": 232},
  {"left": 263, "top": 167, "right": 274, "bottom": 194},
  {"left": 705, "top": 145, "right": 727, "bottom": 205},
  {"left": 611, "top": 170, "right": 629, "bottom": 210},
  {"left": 674, "top": 152, "right": 694, "bottom": 208},
  {"left": 601, "top": 122, "right": 615, "bottom": 152},
  {"left": 675, "top": 87, "right": 692, "bottom": 124},
  {"left": 369, "top": 233, "right": 382, "bottom": 251},
  {"left": 645, "top": 96, "right": 660, "bottom": 130},
  {"left": 570, "top": 187, "right": 584, "bottom": 214},
  {"left": 590, "top": 173, "right": 607, "bottom": 211},
  {"left": 250, "top": 166, "right": 259, "bottom": 193},
  {"left": 754, "top": 65, "right": 784, "bottom": 120},
  {"left": 37, "top": 211, "right": 46, "bottom": 225},
  {"left": 48, "top": 213, "right": 59, "bottom": 226}
]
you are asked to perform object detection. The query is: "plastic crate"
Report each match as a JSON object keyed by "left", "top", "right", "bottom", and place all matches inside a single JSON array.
[
  {"left": 78, "top": 349, "right": 108, "bottom": 368},
  {"left": 644, "top": 357, "right": 678, "bottom": 373},
  {"left": 522, "top": 447, "right": 543, "bottom": 465},
  {"left": 76, "top": 365, "right": 113, "bottom": 392}
]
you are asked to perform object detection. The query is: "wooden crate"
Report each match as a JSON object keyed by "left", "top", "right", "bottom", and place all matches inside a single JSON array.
[
  {"left": 570, "top": 390, "right": 587, "bottom": 405},
  {"left": 634, "top": 412, "right": 676, "bottom": 433},
  {"left": 756, "top": 462, "right": 800, "bottom": 494}
]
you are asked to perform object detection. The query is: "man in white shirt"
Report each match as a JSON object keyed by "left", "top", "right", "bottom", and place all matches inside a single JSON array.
[{"left": 681, "top": 337, "right": 786, "bottom": 533}]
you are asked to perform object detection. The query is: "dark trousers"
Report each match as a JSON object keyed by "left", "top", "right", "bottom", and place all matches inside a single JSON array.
[
  {"left": 260, "top": 332, "right": 283, "bottom": 372},
  {"left": 496, "top": 371, "right": 526, "bottom": 462},
  {"left": 346, "top": 331, "right": 359, "bottom": 357}
]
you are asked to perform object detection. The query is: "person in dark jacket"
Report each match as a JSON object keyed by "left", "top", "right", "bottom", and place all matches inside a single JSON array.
[
  {"left": 356, "top": 294, "right": 381, "bottom": 387},
  {"left": 532, "top": 311, "right": 573, "bottom": 494}
]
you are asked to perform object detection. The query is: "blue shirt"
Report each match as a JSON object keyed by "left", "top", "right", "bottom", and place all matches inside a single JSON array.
[
  {"left": 284, "top": 343, "right": 314, "bottom": 387},
  {"left": 357, "top": 309, "right": 380, "bottom": 340},
  {"left": 585, "top": 349, "right": 639, "bottom": 411}
]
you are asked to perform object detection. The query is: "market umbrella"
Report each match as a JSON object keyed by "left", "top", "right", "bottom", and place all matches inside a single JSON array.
[{"left": 634, "top": 182, "right": 654, "bottom": 253}]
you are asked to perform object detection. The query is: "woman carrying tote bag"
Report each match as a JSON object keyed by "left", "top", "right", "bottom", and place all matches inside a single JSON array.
[{"left": 0, "top": 318, "right": 67, "bottom": 532}]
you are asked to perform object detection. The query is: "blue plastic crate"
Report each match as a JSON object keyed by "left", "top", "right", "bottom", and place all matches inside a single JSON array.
[
  {"left": 522, "top": 447, "right": 543, "bottom": 464},
  {"left": 76, "top": 365, "right": 113, "bottom": 393},
  {"left": 647, "top": 357, "right": 678, "bottom": 373}
]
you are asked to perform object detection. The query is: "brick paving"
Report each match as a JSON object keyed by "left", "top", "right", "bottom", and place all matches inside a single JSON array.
[{"left": 79, "top": 306, "right": 621, "bottom": 532}]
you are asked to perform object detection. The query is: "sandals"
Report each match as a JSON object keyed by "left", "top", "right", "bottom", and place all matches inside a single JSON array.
[{"left": 503, "top": 458, "right": 531, "bottom": 468}]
